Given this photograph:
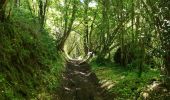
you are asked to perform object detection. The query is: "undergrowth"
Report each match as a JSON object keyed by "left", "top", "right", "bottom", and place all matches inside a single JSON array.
[
  {"left": 91, "top": 61, "right": 161, "bottom": 99},
  {"left": 0, "top": 8, "right": 63, "bottom": 99}
]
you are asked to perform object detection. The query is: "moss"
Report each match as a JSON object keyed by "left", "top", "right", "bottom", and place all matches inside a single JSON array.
[{"left": 0, "top": 8, "right": 63, "bottom": 99}]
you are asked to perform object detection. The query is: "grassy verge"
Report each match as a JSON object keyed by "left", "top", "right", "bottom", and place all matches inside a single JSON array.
[{"left": 91, "top": 62, "right": 160, "bottom": 99}]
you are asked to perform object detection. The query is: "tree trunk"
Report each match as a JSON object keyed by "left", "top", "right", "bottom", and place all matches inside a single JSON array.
[
  {"left": 83, "top": 0, "right": 89, "bottom": 54},
  {"left": 157, "top": 0, "right": 170, "bottom": 87},
  {"left": 38, "top": 0, "right": 47, "bottom": 30},
  {"left": 57, "top": 0, "right": 77, "bottom": 51},
  {"left": 14, "top": 0, "right": 20, "bottom": 7},
  {"left": 0, "top": 0, "right": 7, "bottom": 22}
]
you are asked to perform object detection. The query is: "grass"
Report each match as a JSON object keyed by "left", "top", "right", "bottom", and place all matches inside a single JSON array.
[
  {"left": 0, "top": 8, "right": 65, "bottom": 99},
  {"left": 91, "top": 61, "right": 161, "bottom": 99}
]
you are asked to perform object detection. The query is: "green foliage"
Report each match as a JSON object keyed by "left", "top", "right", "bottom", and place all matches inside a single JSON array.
[
  {"left": 0, "top": 0, "right": 169, "bottom": 99},
  {"left": 91, "top": 62, "right": 160, "bottom": 99},
  {"left": 0, "top": 7, "right": 63, "bottom": 99}
]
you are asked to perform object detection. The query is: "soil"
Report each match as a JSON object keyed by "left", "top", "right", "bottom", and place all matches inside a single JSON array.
[{"left": 54, "top": 60, "right": 115, "bottom": 100}]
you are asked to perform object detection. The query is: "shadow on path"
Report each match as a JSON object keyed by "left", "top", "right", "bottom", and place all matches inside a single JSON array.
[{"left": 54, "top": 60, "right": 115, "bottom": 100}]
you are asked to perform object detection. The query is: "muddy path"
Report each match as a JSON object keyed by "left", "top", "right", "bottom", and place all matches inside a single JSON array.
[{"left": 54, "top": 60, "right": 115, "bottom": 100}]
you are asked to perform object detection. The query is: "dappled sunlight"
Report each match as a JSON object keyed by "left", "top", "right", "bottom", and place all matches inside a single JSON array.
[
  {"left": 0, "top": 0, "right": 169, "bottom": 99},
  {"left": 100, "top": 80, "right": 116, "bottom": 90},
  {"left": 92, "top": 63, "right": 162, "bottom": 99}
]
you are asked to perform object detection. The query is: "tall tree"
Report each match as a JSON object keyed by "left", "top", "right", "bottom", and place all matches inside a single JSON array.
[
  {"left": 142, "top": 0, "right": 170, "bottom": 84},
  {"left": 0, "top": 0, "right": 7, "bottom": 22},
  {"left": 57, "top": 0, "right": 78, "bottom": 51},
  {"left": 83, "top": 0, "right": 89, "bottom": 54},
  {"left": 157, "top": 0, "right": 170, "bottom": 85},
  {"left": 38, "top": 0, "right": 48, "bottom": 30}
]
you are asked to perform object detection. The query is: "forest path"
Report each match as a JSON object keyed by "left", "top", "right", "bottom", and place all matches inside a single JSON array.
[{"left": 54, "top": 60, "right": 115, "bottom": 100}]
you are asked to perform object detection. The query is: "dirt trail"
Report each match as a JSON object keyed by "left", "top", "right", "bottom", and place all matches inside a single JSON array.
[{"left": 54, "top": 60, "right": 115, "bottom": 100}]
